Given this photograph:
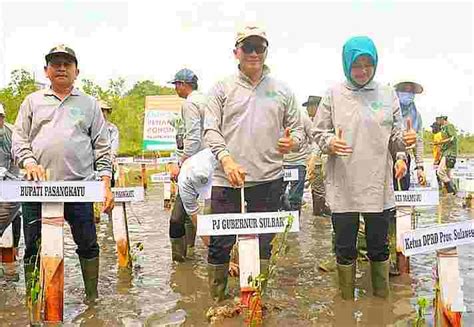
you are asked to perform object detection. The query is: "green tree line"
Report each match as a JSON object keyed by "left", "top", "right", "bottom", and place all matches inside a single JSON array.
[
  {"left": 0, "top": 69, "right": 174, "bottom": 156},
  {"left": 1, "top": 69, "right": 473, "bottom": 156}
]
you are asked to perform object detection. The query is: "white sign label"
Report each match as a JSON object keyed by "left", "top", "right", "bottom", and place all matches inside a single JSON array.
[
  {"left": 134, "top": 158, "right": 156, "bottom": 165},
  {"left": 112, "top": 204, "right": 127, "bottom": 243},
  {"left": 394, "top": 189, "right": 439, "bottom": 206},
  {"left": 116, "top": 157, "right": 134, "bottom": 164},
  {"left": 452, "top": 170, "right": 474, "bottom": 179},
  {"left": 151, "top": 173, "right": 171, "bottom": 183},
  {"left": 401, "top": 220, "right": 474, "bottom": 256},
  {"left": 284, "top": 168, "right": 299, "bottom": 181},
  {"left": 112, "top": 187, "right": 144, "bottom": 202},
  {"left": 197, "top": 211, "right": 300, "bottom": 236},
  {"left": 0, "top": 181, "right": 104, "bottom": 203},
  {"left": 163, "top": 182, "right": 171, "bottom": 200},
  {"left": 156, "top": 157, "right": 178, "bottom": 164},
  {"left": 459, "top": 179, "right": 474, "bottom": 192}
]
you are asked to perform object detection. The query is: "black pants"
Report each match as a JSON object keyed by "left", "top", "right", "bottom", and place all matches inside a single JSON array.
[
  {"left": 208, "top": 179, "right": 283, "bottom": 265},
  {"left": 169, "top": 193, "right": 189, "bottom": 238},
  {"left": 22, "top": 202, "right": 99, "bottom": 261},
  {"left": 332, "top": 209, "right": 392, "bottom": 265}
]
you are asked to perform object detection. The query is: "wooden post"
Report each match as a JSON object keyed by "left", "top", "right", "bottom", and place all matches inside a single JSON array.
[
  {"left": 395, "top": 207, "right": 412, "bottom": 274},
  {"left": 141, "top": 151, "right": 148, "bottom": 191},
  {"left": 238, "top": 187, "right": 260, "bottom": 307},
  {"left": 434, "top": 248, "right": 464, "bottom": 326},
  {"left": 0, "top": 223, "right": 16, "bottom": 263},
  {"left": 41, "top": 202, "right": 65, "bottom": 323},
  {"left": 112, "top": 203, "right": 131, "bottom": 269},
  {"left": 112, "top": 168, "right": 132, "bottom": 269}
]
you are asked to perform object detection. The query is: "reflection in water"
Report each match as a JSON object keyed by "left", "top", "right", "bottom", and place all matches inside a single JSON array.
[{"left": 0, "top": 184, "right": 472, "bottom": 325}]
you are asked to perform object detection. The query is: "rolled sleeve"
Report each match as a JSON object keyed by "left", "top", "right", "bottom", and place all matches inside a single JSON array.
[{"left": 182, "top": 101, "right": 203, "bottom": 158}]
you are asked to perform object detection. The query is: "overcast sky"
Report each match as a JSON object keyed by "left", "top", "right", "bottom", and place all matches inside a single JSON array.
[{"left": 0, "top": 0, "right": 472, "bottom": 132}]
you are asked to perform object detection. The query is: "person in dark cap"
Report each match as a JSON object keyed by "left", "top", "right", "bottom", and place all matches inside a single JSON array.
[
  {"left": 100, "top": 100, "right": 119, "bottom": 186},
  {"left": 281, "top": 96, "right": 317, "bottom": 214},
  {"left": 167, "top": 68, "right": 207, "bottom": 261},
  {"left": 434, "top": 115, "right": 458, "bottom": 194},
  {"left": 431, "top": 121, "right": 442, "bottom": 166},
  {"left": 12, "top": 44, "right": 113, "bottom": 304},
  {"left": 393, "top": 80, "right": 426, "bottom": 190},
  {"left": 0, "top": 103, "right": 21, "bottom": 278},
  {"left": 302, "top": 96, "right": 331, "bottom": 216}
]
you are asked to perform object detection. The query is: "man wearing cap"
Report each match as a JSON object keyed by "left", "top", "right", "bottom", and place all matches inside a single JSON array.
[
  {"left": 393, "top": 81, "right": 426, "bottom": 190},
  {"left": 12, "top": 44, "right": 113, "bottom": 302},
  {"left": 100, "top": 100, "right": 120, "bottom": 186},
  {"left": 204, "top": 25, "right": 303, "bottom": 301},
  {"left": 168, "top": 68, "right": 207, "bottom": 261},
  {"left": 0, "top": 104, "right": 21, "bottom": 272},
  {"left": 303, "top": 96, "right": 331, "bottom": 217},
  {"left": 435, "top": 115, "right": 458, "bottom": 194},
  {"left": 431, "top": 121, "right": 442, "bottom": 166},
  {"left": 281, "top": 98, "right": 314, "bottom": 214}
]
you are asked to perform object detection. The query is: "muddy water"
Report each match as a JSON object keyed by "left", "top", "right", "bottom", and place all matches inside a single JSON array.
[{"left": 0, "top": 183, "right": 473, "bottom": 326}]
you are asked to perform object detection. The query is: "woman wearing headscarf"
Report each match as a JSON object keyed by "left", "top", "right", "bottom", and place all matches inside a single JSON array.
[{"left": 313, "top": 36, "right": 416, "bottom": 300}]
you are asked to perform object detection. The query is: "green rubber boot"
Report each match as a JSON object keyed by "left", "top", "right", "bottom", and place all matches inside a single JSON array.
[
  {"left": 170, "top": 236, "right": 187, "bottom": 262},
  {"left": 337, "top": 262, "right": 356, "bottom": 300},
  {"left": 79, "top": 257, "right": 99, "bottom": 301},
  {"left": 184, "top": 218, "right": 197, "bottom": 256},
  {"left": 371, "top": 259, "right": 390, "bottom": 298},
  {"left": 208, "top": 263, "right": 229, "bottom": 302}
]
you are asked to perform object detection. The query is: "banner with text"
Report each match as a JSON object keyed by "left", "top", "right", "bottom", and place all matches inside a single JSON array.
[
  {"left": 0, "top": 181, "right": 104, "bottom": 203},
  {"left": 402, "top": 220, "right": 474, "bottom": 256},
  {"left": 197, "top": 211, "right": 300, "bottom": 236},
  {"left": 143, "top": 111, "right": 178, "bottom": 151}
]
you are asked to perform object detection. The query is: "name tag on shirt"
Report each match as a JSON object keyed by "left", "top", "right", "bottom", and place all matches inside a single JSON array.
[{"left": 284, "top": 168, "right": 299, "bottom": 182}]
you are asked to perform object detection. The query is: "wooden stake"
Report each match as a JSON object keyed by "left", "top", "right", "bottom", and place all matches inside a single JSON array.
[
  {"left": 112, "top": 203, "right": 132, "bottom": 269},
  {"left": 41, "top": 202, "right": 65, "bottom": 323},
  {"left": 395, "top": 207, "right": 412, "bottom": 274},
  {"left": 0, "top": 223, "right": 16, "bottom": 263},
  {"left": 238, "top": 187, "right": 260, "bottom": 308},
  {"left": 434, "top": 248, "right": 464, "bottom": 327},
  {"left": 141, "top": 151, "right": 147, "bottom": 190}
]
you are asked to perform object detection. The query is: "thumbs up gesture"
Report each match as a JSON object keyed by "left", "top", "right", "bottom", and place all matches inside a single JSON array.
[
  {"left": 278, "top": 127, "right": 295, "bottom": 154},
  {"left": 403, "top": 117, "right": 417, "bottom": 148},
  {"left": 329, "top": 128, "right": 353, "bottom": 156}
]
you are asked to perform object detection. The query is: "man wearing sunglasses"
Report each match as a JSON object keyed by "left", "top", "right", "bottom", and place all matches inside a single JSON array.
[
  {"left": 204, "top": 25, "right": 303, "bottom": 301},
  {"left": 12, "top": 44, "right": 113, "bottom": 303}
]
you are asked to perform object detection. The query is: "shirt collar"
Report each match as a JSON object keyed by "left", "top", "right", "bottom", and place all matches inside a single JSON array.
[
  {"left": 44, "top": 86, "right": 80, "bottom": 97},
  {"left": 237, "top": 65, "right": 270, "bottom": 87},
  {"left": 344, "top": 80, "right": 377, "bottom": 91}
]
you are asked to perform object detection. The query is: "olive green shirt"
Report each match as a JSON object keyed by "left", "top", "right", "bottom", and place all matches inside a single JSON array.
[{"left": 441, "top": 123, "right": 458, "bottom": 157}]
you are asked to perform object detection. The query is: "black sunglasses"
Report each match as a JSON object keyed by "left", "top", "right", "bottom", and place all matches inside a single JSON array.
[{"left": 240, "top": 42, "right": 267, "bottom": 54}]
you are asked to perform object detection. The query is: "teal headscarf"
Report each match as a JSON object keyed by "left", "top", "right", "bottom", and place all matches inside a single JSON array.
[{"left": 342, "top": 36, "right": 378, "bottom": 88}]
